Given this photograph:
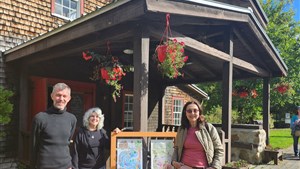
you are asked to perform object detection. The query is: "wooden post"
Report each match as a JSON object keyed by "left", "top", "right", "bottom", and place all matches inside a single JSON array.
[
  {"left": 133, "top": 27, "right": 149, "bottom": 132},
  {"left": 222, "top": 26, "right": 233, "bottom": 163},
  {"left": 263, "top": 78, "right": 270, "bottom": 145}
]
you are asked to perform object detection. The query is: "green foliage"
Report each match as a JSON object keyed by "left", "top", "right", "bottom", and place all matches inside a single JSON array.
[
  {"left": 199, "top": 80, "right": 264, "bottom": 124},
  {"left": 261, "top": 0, "right": 300, "bottom": 114},
  {"left": 0, "top": 86, "right": 14, "bottom": 137},
  {"left": 199, "top": 1, "right": 300, "bottom": 125},
  {"left": 224, "top": 159, "right": 249, "bottom": 168},
  {"left": 269, "top": 128, "right": 292, "bottom": 149},
  {"left": 205, "top": 105, "right": 242, "bottom": 124}
]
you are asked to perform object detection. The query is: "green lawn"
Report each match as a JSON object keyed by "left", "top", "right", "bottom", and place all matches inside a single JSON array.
[{"left": 269, "top": 128, "right": 293, "bottom": 149}]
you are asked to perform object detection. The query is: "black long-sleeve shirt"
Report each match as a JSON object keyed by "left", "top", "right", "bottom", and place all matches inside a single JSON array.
[
  {"left": 71, "top": 127, "right": 109, "bottom": 169},
  {"left": 31, "top": 106, "right": 77, "bottom": 169}
]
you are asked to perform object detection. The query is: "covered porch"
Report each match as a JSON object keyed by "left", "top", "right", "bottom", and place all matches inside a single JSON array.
[{"left": 4, "top": 0, "right": 287, "bottom": 164}]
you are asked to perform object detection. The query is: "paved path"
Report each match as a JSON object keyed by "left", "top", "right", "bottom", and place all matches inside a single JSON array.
[{"left": 250, "top": 146, "right": 300, "bottom": 169}]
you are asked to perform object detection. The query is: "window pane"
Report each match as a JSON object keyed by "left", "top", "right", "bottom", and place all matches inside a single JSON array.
[
  {"left": 71, "top": 1, "right": 77, "bottom": 9},
  {"left": 55, "top": 5, "right": 62, "bottom": 15},
  {"left": 173, "top": 99, "right": 183, "bottom": 126},
  {"left": 56, "top": 0, "right": 62, "bottom": 4},
  {"left": 63, "top": 7, "right": 69, "bottom": 17},
  {"left": 63, "top": 0, "right": 69, "bottom": 7},
  {"left": 54, "top": 0, "right": 79, "bottom": 20},
  {"left": 124, "top": 94, "right": 134, "bottom": 129}
]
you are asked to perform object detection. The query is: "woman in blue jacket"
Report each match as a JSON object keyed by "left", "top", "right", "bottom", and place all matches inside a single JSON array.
[{"left": 291, "top": 106, "right": 300, "bottom": 157}]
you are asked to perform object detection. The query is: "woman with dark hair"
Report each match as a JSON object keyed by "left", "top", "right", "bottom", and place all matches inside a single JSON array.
[
  {"left": 290, "top": 106, "right": 300, "bottom": 157},
  {"left": 171, "top": 101, "right": 224, "bottom": 169},
  {"left": 71, "top": 107, "right": 121, "bottom": 169}
]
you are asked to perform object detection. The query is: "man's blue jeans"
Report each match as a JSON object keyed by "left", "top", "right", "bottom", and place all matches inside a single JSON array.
[{"left": 293, "top": 135, "right": 299, "bottom": 156}]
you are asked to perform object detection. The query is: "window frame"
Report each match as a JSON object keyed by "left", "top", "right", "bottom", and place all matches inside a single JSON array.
[
  {"left": 122, "top": 91, "right": 134, "bottom": 130},
  {"left": 51, "top": 0, "right": 84, "bottom": 20},
  {"left": 172, "top": 97, "right": 184, "bottom": 126}
]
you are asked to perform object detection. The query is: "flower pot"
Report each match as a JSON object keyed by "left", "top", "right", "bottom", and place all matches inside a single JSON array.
[
  {"left": 156, "top": 45, "right": 167, "bottom": 63},
  {"left": 101, "top": 67, "right": 110, "bottom": 80},
  {"left": 239, "top": 91, "right": 248, "bottom": 98},
  {"left": 276, "top": 85, "right": 288, "bottom": 94}
]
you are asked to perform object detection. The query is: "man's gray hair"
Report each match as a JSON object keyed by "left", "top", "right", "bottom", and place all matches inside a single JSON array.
[
  {"left": 83, "top": 107, "right": 104, "bottom": 130},
  {"left": 52, "top": 83, "right": 71, "bottom": 94}
]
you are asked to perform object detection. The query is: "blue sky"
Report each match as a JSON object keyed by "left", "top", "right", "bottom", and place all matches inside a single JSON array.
[{"left": 294, "top": 0, "right": 300, "bottom": 21}]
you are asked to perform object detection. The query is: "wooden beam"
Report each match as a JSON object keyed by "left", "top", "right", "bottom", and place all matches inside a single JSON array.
[
  {"left": 233, "top": 27, "right": 270, "bottom": 71},
  {"left": 18, "top": 64, "right": 29, "bottom": 161},
  {"left": 133, "top": 27, "right": 149, "bottom": 132},
  {"left": 149, "top": 26, "right": 270, "bottom": 77},
  {"left": 246, "top": 18, "right": 287, "bottom": 76},
  {"left": 146, "top": 0, "right": 249, "bottom": 23},
  {"left": 5, "top": 0, "right": 145, "bottom": 62},
  {"left": 23, "top": 27, "right": 135, "bottom": 65}
]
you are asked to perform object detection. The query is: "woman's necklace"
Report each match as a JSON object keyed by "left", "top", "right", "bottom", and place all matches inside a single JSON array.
[
  {"left": 90, "top": 133, "right": 95, "bottom": 139},
  {"left": 88, "top": 128, "right": 97, "bottom": 139}
]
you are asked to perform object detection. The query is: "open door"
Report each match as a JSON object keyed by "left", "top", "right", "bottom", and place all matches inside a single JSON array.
[
  {"left": 29, "top": 76, "right": 96, "bottom": 129},
  {"left": 22, "top": 76, "right": 96, "bottom": 164}
]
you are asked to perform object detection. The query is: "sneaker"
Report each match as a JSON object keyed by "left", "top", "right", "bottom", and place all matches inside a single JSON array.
[{"left": 295, "top": 153, "right": 299, "bottom": 157}]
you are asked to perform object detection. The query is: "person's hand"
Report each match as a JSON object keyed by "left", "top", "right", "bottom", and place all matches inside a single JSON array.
[
  {"left": 179, "top": 165, "right": 193, "bottom": 169},
  {"left": 172, "top": 161, "right": 184, "bottom": 169},
  {"left": 113, "top": 127, "right": 122, "bottom": 133}
]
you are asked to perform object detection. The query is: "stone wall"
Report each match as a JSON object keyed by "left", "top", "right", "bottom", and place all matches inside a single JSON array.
[{"left": 230, "top": 127, "right": 266, "bottom": 164}]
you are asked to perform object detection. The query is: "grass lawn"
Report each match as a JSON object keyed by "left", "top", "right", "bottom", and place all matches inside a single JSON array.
[{"left": 269, "top": 128, "right": 293, "bottom": 149}]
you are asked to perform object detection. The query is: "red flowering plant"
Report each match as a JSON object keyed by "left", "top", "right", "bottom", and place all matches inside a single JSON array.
[
  {"left": 232, "top": 86, "right": 258, "bottom": 99},
  {"left": 154, "top": 39, "right": 188, "bottom": 79},
  {"left": 274, "top": 82, "right": 290, "bottom": 94},
  {"left": 82, "top": 49, "right": 132, "bottom": 102}
]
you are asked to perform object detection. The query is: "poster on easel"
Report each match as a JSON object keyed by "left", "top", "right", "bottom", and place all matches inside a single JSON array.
[
  {"left": 151, "top": 139, "right": 174, "bottom": 169},
  {"left": 117, "top": 138, "right": 143, "bottom": 169}
]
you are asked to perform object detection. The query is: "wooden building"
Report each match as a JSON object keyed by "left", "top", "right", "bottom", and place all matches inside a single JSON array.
[{"left": 0, "top": 0, "right": 287, "bottom": 167}]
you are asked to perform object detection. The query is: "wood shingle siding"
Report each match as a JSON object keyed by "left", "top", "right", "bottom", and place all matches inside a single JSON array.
[
  {"left": 0, "top": 0, "right": 109, "bottom": 52},
  {"left": 0, "top": 1, "right": 112, "bottom": 168}
]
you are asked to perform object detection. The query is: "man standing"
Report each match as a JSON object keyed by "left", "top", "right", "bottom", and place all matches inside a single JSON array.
[{"left": 31, "top": 83, "right": 77, "bottom": 169}]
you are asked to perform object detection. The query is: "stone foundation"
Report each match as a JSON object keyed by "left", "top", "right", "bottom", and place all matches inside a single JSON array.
[
  {"left": 231, "top": 127, "right": 266, "bottom": 164},
  {"left": 215, "top": 124, "right": 266, "bottom": 164}
]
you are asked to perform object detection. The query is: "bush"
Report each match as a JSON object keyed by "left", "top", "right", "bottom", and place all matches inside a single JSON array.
[{"left": 0, "top": 86, "right": 14, "bottom": 138}]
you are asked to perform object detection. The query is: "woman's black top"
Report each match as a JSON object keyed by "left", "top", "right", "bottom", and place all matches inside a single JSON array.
[{"left": 71, "top": 127, "right": 109, "bottom": 169}]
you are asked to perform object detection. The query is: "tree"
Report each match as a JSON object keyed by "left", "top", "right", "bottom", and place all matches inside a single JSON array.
[
  {"left": 199, "top": 0, "right": 300, "bottom": 124},
  {"left": 261, "top": 0, "right": 300, "bottom": 119}
]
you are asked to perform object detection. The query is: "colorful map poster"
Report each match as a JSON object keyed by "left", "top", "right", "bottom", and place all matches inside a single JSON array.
[
  {"left": 117, "top": 138, "right": 143, "bottom": 169},
  {"left": 151, "top": 139, "right": 174, "bottom": 169}
]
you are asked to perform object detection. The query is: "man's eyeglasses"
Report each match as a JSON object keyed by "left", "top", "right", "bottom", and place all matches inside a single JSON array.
[{"left": 186, "top": 109, "right": 199, "bottom": 113}]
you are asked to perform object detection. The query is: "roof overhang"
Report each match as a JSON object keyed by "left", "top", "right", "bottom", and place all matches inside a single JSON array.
[{"left": 4, "top": 0, "right": 287, "bottom": 83}]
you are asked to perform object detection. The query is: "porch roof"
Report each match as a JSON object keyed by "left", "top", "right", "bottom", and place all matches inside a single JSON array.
[{"left": 4, "top": 0, "right": 287, "bottom": 84}]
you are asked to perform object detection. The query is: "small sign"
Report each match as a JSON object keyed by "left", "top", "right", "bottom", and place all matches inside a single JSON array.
[{"left": 285, "top": 113, "right": 290, "bottom": 119}]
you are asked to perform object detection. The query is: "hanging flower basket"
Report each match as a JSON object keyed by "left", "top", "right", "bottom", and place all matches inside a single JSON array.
[
  {"left": 82, "top": 42, "right": 133, "bottom": 102},
  {"left": 232, "top": 86, "right": 258, "bottom": 99},
  {"left": 155, "top": 39, "right": 188, "bottom": 79},
  {"left": 156, "top": 45, "right": 167, "bottom": 62},
  {"left": 154, "top": 13, "right": 188, "bottom": 79},
  {"left": 274, "top": 83, "right": 290, "bottom": 94}
]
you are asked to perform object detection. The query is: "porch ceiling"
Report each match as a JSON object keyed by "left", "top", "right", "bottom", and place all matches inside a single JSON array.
[{"left": 4, "top": 0, "right": 287, "bottom": 84}]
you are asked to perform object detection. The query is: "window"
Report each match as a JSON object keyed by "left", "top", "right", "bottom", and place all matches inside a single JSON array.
[
  {"left": 173, "top": 99, "right": 183, "bottom": 126},
  {"left": 51, "top": 0, "right": 83, "bottom": 20},
  {"left": 123, "top": 93, "right": 134, "bottom": 130}
]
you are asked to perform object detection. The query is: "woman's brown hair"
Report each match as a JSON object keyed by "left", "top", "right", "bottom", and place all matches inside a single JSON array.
[{"left": 180, "top": 101, "right": 205, "bottom": 129}]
